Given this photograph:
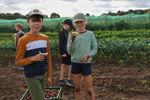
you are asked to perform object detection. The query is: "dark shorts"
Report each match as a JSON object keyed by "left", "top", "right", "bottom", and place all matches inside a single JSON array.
[
  {"left": 62, "top": 55, "right": 71, "bottom": 65},
  {"left": 71, "top": 62, "right": 92, "bottom": 76}
]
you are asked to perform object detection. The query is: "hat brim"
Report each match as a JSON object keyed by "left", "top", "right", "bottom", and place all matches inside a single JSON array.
[
  {"left": 29, "top": 14, "right": 44, "bottom": 17},
  {"left": 29, "top": 13, "right": 44, "bottom": 17},
  {"left": 73, "top": 19, "right": 85, "bottom": 23}
]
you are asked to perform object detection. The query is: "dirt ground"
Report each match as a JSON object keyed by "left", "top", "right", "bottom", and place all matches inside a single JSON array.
[{"left": 1, "top": 63, "right": 150, "bottom": 100}]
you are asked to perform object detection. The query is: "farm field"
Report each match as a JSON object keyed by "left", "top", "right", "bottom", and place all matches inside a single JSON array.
[
  {"left": 0, "top": 29, "right": 150, "bottom": 66},
  {"left": 1, "top": 64, "right": 150, "bottom": 100},
  {"left": 0, "top": 1, "right": 150, "bottom": 100},
  {"left": 0, "top": 29, "right": 150, "bottom": 100}
]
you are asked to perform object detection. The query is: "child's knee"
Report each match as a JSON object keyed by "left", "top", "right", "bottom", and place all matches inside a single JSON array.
[
  {"left": 75, "top": 87, "right": 81, "bottom": 92},
  {"left": 87, "top": 89, "right": 93, "bottom": 96}
]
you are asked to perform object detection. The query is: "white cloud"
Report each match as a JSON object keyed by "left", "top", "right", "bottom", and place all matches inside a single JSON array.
[{"left": 0, "top": 0, "right": 150, "bottom": 17}]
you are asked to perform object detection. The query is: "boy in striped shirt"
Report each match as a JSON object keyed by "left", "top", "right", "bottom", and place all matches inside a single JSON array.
[{"left": 15, "top": 9, "right": 52, "bottom": 100}]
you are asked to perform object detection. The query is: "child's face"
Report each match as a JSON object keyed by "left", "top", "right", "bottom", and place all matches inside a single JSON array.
[
  {"left": 28, "top": 17, "right": 43, "bottom": 33},
  {"left": 74, "top": 21, "right": 86, "bottom": 31},
  {"left": 63, "top": 24, "right": 70, "bottom": 30},
  {"left": 15, "top": 26, "right": 20, "bottom": 31}
]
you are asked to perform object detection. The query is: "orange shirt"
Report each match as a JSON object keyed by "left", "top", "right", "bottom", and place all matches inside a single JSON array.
[{"left": 15, "top": 33, "right": 52, "bottom": 79}]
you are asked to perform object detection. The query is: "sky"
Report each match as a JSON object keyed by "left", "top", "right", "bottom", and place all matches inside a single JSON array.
[{"left": 0, "top": 0, "right": 150, "bottom": 17}]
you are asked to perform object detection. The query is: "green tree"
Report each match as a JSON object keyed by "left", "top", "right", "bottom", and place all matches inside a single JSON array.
[{"left": 50, "top": 13, "right": 60, "bottom": 18}]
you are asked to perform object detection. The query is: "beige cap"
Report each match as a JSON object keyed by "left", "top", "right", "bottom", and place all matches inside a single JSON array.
[
  {"left": 73, "top": 13, "right": 86, "bottom": 23},
  {"left": 28, "top": 9, "right": 44, "bottom": 17}
]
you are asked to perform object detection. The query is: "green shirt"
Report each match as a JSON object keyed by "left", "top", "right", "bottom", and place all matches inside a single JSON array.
[{"left": 67, "top": 30, "right": 98, "bottom": 63}]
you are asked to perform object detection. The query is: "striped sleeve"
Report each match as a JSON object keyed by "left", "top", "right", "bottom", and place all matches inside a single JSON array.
[{"left": 15, "top": 38, "right": 33, "bottom": 66}]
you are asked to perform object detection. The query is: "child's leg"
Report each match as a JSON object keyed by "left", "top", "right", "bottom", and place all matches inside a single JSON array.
[
  {"left": 25, "top": 75, "right": 45, "bottom": 100},
  {"left": 59, "top": 64, "right": 66, "bottom": 80},
  {"left": 65, "top": 65, "right": 74, "bottom": 86},
  {"left": 41, "top": 73, "right": 46, "bottom": 90},
  {"left": 81, "top": 63, "right": 95, "bottom": 100},
  {"left": 83, "top": 75, "right": 95, "bottom": 100},
  {"left": 73, "top": 74, "right": 82, "bottom": 100},
  {"left": 67, "top": 65, "right": 72, "bottom": 80}
]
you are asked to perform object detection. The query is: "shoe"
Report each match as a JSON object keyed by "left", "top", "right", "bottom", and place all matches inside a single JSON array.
[
  {"left": 58, "top": 79, "right": 66, "bottom": 85},
  {"left": 66, "top": 80, "right": 75, "bottom": 87},
  {"left": 16, "top": 66, "right": 24, "bottom": 71}
]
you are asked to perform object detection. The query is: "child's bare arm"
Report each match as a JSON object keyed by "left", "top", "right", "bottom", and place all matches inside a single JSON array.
[{"left": 47, "top": 39, "right": 52, "bottom": 86}]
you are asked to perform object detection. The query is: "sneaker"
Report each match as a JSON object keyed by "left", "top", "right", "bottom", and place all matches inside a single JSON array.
[
  {"left": 66, "top": 80, "right": 75, "bottom": 87},
  {"left": 58, "top": 79, "right": 66, "bottom": 85},
  {"left": 16, "top": 66, "right": 24, "bottom": 71}
]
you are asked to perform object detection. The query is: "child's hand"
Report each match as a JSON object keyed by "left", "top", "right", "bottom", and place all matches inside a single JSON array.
[
  {"left": 70, "top": 31, "right": 79, "bottom": 43},
  {"left": 62, "top": 54, "right": 67, "bottom": 57},
  {"left": 31, "top": 52, "right": 48, "bottom": 61},
  {"left": 14, "top": 33, "right": 18, "bottom": 39},
  {"left": 81, "top": 53, "right": 89, "bottom": 62},
  {"left": 31, "top": 54, "right": 45, "bottom": 61},
  {"left": 47, "top": 77, "right": 52, "bottom": 86},
  {"left": 70, "top": 32, "right": 75, "bottom": 42}
]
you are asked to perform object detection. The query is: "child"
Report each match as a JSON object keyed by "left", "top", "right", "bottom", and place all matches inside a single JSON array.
[
  {"left": 14, "top": 23, "right": 24, "bottom": 71},
  {"left": 58, "top": 19, "right": 74, "bottom": 86},
  {"left": 14, "top": 23, "right": 24, "bottom": 48},
  {"left": 67, "top": 13, "right": 98, "bottom": 100},
  {"left": 15, "top": 9, "right": 52, "bottom": 100}
]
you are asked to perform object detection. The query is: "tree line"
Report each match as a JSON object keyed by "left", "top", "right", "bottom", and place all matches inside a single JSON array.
[
  {"left": 102, "top": 9, "right": 150, "bottom": 16},
  {"left": 0, "top": 12, "right": 60, "bottom": 20},
  {"left": 0, "top": 9, "right": 150, "bottom": 20}
]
